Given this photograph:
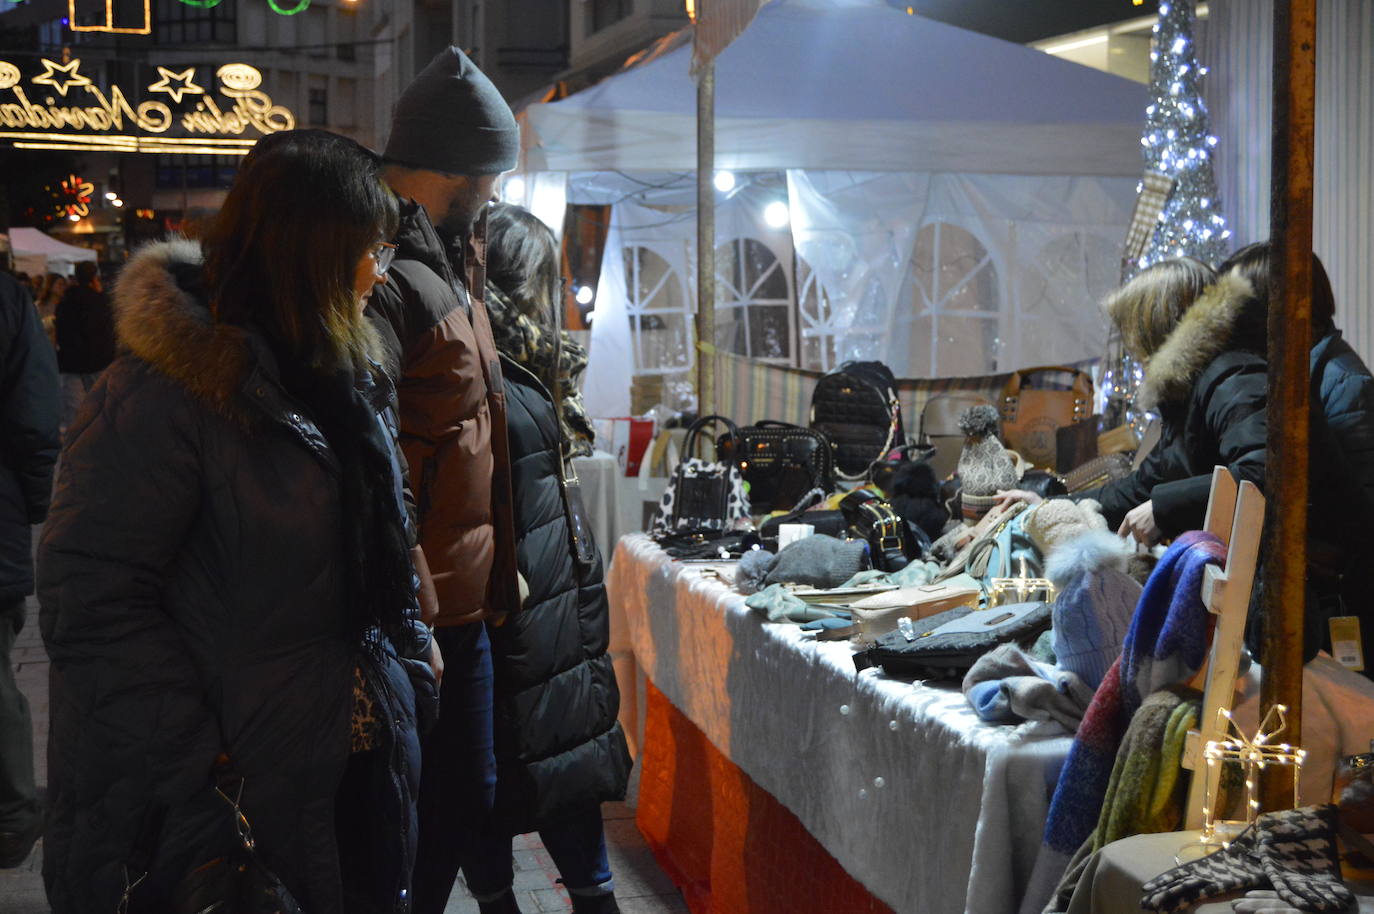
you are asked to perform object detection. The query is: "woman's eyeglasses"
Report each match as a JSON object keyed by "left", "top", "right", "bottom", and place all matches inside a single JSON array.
[{"left": 371, "top": 242, "right": 398, "bottom": 275}]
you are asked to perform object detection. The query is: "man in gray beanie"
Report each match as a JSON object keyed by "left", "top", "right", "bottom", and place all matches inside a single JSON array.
[{"left": 365, "top": 47, "right": 530, "bottom": 914}]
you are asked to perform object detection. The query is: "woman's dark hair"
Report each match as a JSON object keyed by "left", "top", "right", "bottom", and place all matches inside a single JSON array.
[
  {"left": 203, "top": 129, "right": 399, "bottom": 370},
  {"left": 1218, "top": 241, "right": 1337, "bottom": 334},
  {"left": 486, "top": 201, "right": 560, "bottom": 321}
]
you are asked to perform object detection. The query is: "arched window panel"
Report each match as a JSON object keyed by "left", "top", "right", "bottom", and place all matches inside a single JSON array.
[
  {"left": 795, "top": 258, "right": 888, "bottom": 371},
  {"left": 623, "top": 245, "right": 693, "bottom": 375},
  {"left": 902, "top": 222, "right": 1001, "bottom": 376},
  {"left": 714, "top": 236, "right": 793, "bottom": 363},
  {"left": 1017, "top": 231, "right": 1117, "bottom": 367}
]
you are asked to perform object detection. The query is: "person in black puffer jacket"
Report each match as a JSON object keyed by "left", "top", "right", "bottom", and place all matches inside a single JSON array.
[
  {"left": 0, "top": 270, "right": 59, "bottom": 870},
  {"left": 464, "top": 204, "right": 631, "bottom": 914},
  {"left": 37, "top": 131, "right": 436, "bottom": 912}
]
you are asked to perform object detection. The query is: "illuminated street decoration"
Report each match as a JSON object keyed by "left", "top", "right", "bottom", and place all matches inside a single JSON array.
[
  {"left": 56, "top": 174, "right": 95, "bottom": 220},
  {"left": 31, "top": 59, "right": 92, "bottom": 98},
  {"left": 148, "top": 67, "right": 205, "bottom": 105},
  {"left": 0, "top": 60, "right": 295, "bottom": 155},
  {"left": 69, "top": 0, "right": 153, "bottom": 34}
]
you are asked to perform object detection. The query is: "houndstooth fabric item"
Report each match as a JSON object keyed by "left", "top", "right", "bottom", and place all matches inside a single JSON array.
[
  {"left": 1254, "top": 805, "right": 1354, "bottom": 913},
  {"left": 1141, "top": 827, "right": 1266, "bottom": 912}
]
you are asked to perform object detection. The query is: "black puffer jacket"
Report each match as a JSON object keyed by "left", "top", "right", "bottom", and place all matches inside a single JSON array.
[
  {"left": 0, "top": 273, "right": 59, "bottom": 604},
  {"left": 488, "top": 358, "right": 631, "bottom": 834},
  {"left": 37, "top": 241, "right": 428, "bottom": 912}
]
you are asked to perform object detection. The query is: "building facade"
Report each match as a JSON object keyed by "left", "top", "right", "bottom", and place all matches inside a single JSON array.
[{"left": 0, "top": 0, "right": 424, "bottom": 258}]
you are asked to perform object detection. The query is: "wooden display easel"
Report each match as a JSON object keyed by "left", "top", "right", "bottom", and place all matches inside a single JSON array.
[{"left": 1180, "top": 466, "right": 1267, "bottom": 830}]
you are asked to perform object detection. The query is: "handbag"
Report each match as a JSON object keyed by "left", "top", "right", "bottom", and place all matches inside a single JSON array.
[
  {"left": 810, "top": 360, "right": 905, "bottom": 481},
  {"left": 716, "top": 421, "right": 836, "bottom": 514},
  {"left": 999, "top": 366, "right": 1093, "bottom": 469},
  {"left": 846, "top": 573, "right": 981, "bottom": 644},
  {"left": 1063, "top": 451, "right": 1134, "bottom": 493},
  {"left": 840, "top": 489, "right": 927, "bottom": 571},
  {"left": 650, "top": 415, "right": 750, "bottom": 536},
  {"left": 171, "top": 774, "right": 304, "bottom": 914},
  {"left": 853, "top": 601, "right": 1053, "bottom": 680}
]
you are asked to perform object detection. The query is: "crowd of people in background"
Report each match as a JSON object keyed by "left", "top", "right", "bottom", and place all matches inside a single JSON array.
[{"left": 1, "top": 39, "right": 1370, "bottom": 914}]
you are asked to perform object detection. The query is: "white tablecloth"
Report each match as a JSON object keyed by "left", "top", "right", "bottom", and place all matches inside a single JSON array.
[{"left": 608, "top": 533, "right": 1075, "bottom": 914}]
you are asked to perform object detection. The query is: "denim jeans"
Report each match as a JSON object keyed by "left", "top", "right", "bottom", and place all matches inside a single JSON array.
[
  {"left": 411, "top": 622, "right": 498, "bottom": 914},
  {"left": 0, "top": 598, "right": 39, "bottom": 837}
]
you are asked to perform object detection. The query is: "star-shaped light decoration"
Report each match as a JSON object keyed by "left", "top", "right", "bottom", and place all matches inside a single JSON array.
[
  {"left": 148, "top": 66, "right": 204, "bottom": 105},
  {"left": 31, "top": 58, "right": 92, "bottom": 98}
]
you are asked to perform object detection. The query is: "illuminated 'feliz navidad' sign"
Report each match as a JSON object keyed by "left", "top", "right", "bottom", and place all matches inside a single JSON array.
[{"left": 0, "top": 59, "right": 296, "bottom": 155}]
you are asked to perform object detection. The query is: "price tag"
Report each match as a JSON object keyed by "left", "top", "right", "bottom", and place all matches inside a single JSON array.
[{"left": 1329, "top": 616, "right": 1365, "bottom": 671}]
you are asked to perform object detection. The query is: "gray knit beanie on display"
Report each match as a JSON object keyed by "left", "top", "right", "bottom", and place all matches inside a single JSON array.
[
  {"left": 763, "top": 535, "right": 870, "bottom": 590},
  {"left": 384, "top": 47, "right": 520, "bottom": 176}
]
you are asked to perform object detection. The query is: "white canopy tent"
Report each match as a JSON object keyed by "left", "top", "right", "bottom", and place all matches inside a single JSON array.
[
  {"left": 514, "top": 0, "right": 1150, "bottom": 417},
  {"left": 1, "top": 227, "right": 98, "bottom": 278}
]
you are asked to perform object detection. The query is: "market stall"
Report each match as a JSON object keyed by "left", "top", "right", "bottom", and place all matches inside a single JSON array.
[
  {"left": 514, "top": 0, "right": 1149, "bottom": 417},
  {"left": 0, "top": 227, "right": 97, "bottom": 277}
]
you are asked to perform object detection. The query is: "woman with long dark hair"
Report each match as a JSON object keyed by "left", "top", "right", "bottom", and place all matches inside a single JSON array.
[{"left": 38, "top": 129, "right": 435, "bottom": 912}]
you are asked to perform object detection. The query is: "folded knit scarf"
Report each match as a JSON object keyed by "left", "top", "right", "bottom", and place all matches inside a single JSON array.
[{"left": 1025, "top": 531, "right": 1226, "bottom": 911}]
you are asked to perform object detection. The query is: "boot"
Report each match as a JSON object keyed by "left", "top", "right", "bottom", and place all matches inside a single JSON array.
[
  {"left": 570, "top": 892, "right": 621, "bottom": 914},
  {"left": 476, "top": 889, "right": 524, "bottom": 914}
]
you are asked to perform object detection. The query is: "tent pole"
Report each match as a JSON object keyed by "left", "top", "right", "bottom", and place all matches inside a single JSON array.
[
  {"left": 696, "top": 60, "right": 716, "bottom": 418},
  {"left": 1260, "top": 0, "right": 1315, "bottom": 812}
]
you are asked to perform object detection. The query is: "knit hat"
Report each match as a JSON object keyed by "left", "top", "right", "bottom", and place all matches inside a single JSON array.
[
  {"left": 383, "top": 47, "right": 520, "bottom": 176},
  {"left": 956, "top": 405, "right": 1019, "bottom": 521},
  {"left": 763, "top": 534, "right": 870, "bottom": 590},
  {"left": 1025, "top": 498, "right": 1108, "bottom": 561},
  {"left": 1045, "top": 530, "right": 1141, "bottom": 689}
]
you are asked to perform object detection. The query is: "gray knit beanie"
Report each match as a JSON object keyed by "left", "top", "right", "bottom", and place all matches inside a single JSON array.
[{"left": 384, "top": 47, "right": 519, "bottom": 176}]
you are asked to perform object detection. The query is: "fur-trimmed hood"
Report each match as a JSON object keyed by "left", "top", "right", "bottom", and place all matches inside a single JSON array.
[
  {"left": 114, "top": 239, "right": 385, "bottom": 424},
  {"left": 1138, "top": 272, "right": 1260, "bottom": 410},
  {"left": 114, "top": 238, "right": 256, "bottom": 420}
]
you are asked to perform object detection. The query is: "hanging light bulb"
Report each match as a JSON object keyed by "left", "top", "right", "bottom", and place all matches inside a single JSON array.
[
  {"left": 763, "top": 200, "right": 790, "bottom": 228},
  {"left": 713, "top": 170, "right": 736, "bottom": 193}
]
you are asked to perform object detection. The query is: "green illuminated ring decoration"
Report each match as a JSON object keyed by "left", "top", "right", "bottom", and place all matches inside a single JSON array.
[
  {"left": 175, "top": 0, "right": 224, "bottom": 8},
  {"left": 267, "top": 0, "right": 312, "bottom": 13}
]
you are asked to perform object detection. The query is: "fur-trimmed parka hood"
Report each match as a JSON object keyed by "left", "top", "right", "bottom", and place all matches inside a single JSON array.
[
  {"left": 114, "top": 239, "right": 385, "bottom": 423},
  {"left": 114, "top": 239, "right": 257, "bottom": 420},
  {"left": 1138, "top": 272, "right": 1262, "bottom": 410}
]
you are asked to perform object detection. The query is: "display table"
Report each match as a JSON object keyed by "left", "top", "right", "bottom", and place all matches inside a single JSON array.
[{"left": 608, "top": 534, "right": 1075, "bottom": 914}]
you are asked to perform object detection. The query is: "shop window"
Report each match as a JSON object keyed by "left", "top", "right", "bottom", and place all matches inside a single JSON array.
[
  {"left": 308, "top": 88, "right": 328, "bottom": 126},
  {"left": 623, "top": 245, "right": 692, "bottom": 375},
  {"left": 714, "top": 237, "right": 792, "bottom": 363},
  {"left": 902, "top": 222, "right": 1000, "bottom": 376},
  {"left": 587, "top": 0, "right": 631, "bottom": 36},
  {"left": 154, "top": 154, "right": 239, "bottom": 190},
  {"left": 153, "top": 0, "right": 236, "bottom": 44}
]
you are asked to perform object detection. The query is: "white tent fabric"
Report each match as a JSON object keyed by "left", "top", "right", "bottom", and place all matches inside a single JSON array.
[
  {"left": 526, "top": 0, "right": 1149, "bottom": 404},
  {"left": 521, "top": 0, "right": 1147, "bottom": 175},
  {"left": 2, "top": 227, "right": 97, "bottom": 277}
]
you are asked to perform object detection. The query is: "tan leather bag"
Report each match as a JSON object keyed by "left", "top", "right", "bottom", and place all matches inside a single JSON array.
[{"left": 999, "top": 366, "right": 1093, "bottom": 469}]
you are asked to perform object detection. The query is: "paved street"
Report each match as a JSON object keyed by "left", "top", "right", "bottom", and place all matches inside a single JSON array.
[{"left": 3, "top": 586, "right": 685, "bottom": 914}]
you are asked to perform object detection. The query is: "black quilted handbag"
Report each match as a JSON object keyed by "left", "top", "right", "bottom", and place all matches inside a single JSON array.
[
  {"left": 716, "top": 421, "right": 836, "bottom": 514},
  {"left": 810, "top": 360, "right": 905, "bottom": 481}
]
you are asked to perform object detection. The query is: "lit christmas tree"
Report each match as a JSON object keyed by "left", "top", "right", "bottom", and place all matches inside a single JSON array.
[{"left": 1137, "top": 0, "right": 1231, "bottom": 270}]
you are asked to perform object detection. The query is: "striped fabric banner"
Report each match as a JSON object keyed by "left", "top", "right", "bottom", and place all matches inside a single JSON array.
[
  {"left": 1204, "top": 0, "right": 1374, "bottom": 362},
  {"left": 711, "top": 349, "right": 1019, "bottom": 430}
]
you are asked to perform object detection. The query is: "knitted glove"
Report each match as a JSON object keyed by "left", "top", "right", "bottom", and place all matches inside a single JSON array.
[
  {"left": 1232, "top": 890, "right": 1303, "bottom": 912},
  {"left": 1253, "top": 805, "right": 1354, "bottom": 913},
  {"left": 1141, "top": 828, "right": 1266, "bottom": 913}
]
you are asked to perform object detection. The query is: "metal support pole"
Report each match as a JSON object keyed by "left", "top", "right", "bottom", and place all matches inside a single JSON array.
[
  {"left": 695, "top": 61, "right": 716, "bottom": 419},
  {"left": 1260, "top": 0, "right": 1315, "bottom": 812}
]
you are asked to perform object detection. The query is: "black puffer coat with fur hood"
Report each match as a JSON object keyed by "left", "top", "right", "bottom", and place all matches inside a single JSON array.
[{"left": 37, "top": 240, "right": 430, "bottom": 912}]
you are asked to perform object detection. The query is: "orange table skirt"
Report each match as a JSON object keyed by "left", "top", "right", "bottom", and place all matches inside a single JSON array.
[{"left": 635, "top": 680, "right": 895, "bottom": 914}]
